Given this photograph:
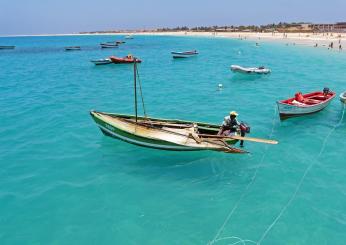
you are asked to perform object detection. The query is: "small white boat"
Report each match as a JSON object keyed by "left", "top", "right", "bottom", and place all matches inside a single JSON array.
[
  {"left": 91, "top": 58, "right": 112, "bottom": 65},
  {"left": 230, "top": 65, "right": 271, "bottom": 74},
  {"left": 340, "top": 91, "right": 346, "bottom": 103},
  {"left": 65, "top": 46, "right": 81, "bottom": 51},
  {"left": 277, "top": 88, "right": 336, "bottom": 119},
  {"left": 100, "top": 43, "right": 118, "bottom": 48},
  {"left": 171, "top": 50, "right": 198, "bottom": 58},
  {"left": 125, "top": 35, "right": 134, "bottom": 39}
]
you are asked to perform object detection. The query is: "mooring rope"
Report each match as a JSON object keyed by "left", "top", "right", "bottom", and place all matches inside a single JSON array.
[
  {"left": 208, "top": 106, "right": 278, "bottom": 245},
  {"left": 257, "top": 104, "right": 345, "bottom": 244}
]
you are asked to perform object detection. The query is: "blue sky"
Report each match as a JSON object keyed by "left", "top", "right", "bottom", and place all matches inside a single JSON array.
[{"left": 1, "top": 0, "right": 346, "bottom": 35}]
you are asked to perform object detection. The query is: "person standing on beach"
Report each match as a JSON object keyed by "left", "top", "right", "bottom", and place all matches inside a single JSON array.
[
  {"left": 331, "top": 42, "right": 334, "bottom": 48},
  {"left": 340, "top": 44, "right": 342, "bottom": 51}
]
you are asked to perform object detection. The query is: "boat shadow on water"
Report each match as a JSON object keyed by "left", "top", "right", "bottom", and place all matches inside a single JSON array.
[{"left": 230, "top": 73, "right": 269, "bottom": 82}]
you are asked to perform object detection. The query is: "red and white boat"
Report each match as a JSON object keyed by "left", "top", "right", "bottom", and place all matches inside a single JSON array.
[
  {"left": 109, "top": 55, "right": 141, "bottom": 64},
  {"left": 277, "top": 88, "right": 336, "bottom": 119}
]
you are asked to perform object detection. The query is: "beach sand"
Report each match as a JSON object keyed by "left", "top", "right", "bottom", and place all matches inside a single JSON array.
[
  {"left": 134, "top": 31, "right": 346, "bottom": 51},
  {"left": 2, "top": 31, "right": 345, "bottom": 51}
]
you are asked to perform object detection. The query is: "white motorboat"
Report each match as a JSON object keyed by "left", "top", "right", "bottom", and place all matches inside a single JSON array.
[
  {"left": 230, "top": 65, "right": 271, "bottom": 74},
  {"left": 91, "top": 58, "right": 112, "bottom": 65}
]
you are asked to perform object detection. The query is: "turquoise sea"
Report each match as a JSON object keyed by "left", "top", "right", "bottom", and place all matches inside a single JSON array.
[{"left": 1, "top": 35, "right": 346, "bottom": 245}]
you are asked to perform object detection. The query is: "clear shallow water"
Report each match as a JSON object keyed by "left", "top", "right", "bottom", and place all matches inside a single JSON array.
[{"left": 0, "top": 35, "right": 345, "bottom": 245}]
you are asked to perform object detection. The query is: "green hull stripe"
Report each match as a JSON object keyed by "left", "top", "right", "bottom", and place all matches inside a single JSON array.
[
  {"left": 92, "top": 115, "right": 201, "bottom": 150},
  {"left": 98, "top": 124, "right": 202, "bottom": 151}
]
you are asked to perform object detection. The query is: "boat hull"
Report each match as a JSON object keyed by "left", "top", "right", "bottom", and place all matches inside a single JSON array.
[
  {"left": 172, "top": 55, "right": 189, "bottom": 59},
  {"left": 65, "top": 46, "right": 81, "bottom": 51},
  {"left": 91, "top": 59, "right": 112, "bottom": 65},
  {"left": 110, "top": 56, "right": 142, "bottom": 64},
  {"left": 0, "top": 46, "right": 15, "bottom": 49},
  {"left": 97, "top": 119, "right": 200, "bottom": 151},
  {"left": 171, "top": 51, "right": 198, "bottom": 58},
  {"left": 230, "top": 65, "right": 271, "bottom": 74},
  {"left": 340, "top": 92, "right": 346, "bottom": 103},
  {"left": 277, "top": 100, "right": 333, "bottom": 119},
  {"left": 90, "top": 111, "right": 243, "bottom": 153},
  {"left": 100, "top": 43, "right": 118, "bottom": 48}
]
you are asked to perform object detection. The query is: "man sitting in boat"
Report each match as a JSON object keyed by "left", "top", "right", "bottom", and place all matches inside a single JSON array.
[
  {"left": 218, "top": 111, "right": 240, "bottom": 135},
  {"left": 127, "top": 54, "right": 133, "bottom": 59},
  {"left": 218, "top": 111, "right": 247, "bottom": 147}
]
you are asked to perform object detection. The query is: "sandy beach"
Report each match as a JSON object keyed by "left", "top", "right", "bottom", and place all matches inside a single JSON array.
[
  {"left": 2, "top": 31, "right": 345, "bottom": 51},
  {"left": 133, "top": 31, "right": 346, "bottom": 51}
]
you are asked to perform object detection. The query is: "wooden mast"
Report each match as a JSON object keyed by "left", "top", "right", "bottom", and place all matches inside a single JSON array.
[{"left": 134, "top": 58, "right": 138, "bottom": 123}]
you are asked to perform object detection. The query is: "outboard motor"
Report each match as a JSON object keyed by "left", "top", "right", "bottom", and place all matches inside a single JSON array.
[
  {"left": 323, "top": 87, "right": 330, "bottom": 95},
  {"left": 239, "top": 122, "right": 250, "bottom": 147},
  {"left": 240, "top": 122, "right": 250, "bottom": 134}
]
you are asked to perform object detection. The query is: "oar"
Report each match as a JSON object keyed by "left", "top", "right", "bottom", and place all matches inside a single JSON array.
[
  {"left": 198, "top": 134, "right": 278, "bottom": 145},
  {"left": 228, "top": 135, "right": 278, "bottom": 145}
]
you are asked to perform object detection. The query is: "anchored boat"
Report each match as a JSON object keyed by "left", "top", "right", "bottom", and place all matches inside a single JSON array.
[
  {"left": 125, "top": 35, "right": 134, "bottom": 39},
  {"left": 171, "top": 50, "right": 198, "bottom": 58},
  {"left": 230, "top": 65, "right": 271, "bottom": 74},
  {"left": 91, "top": 58, "right": 112, "bottom": 65},
  {"left": 110, "top": 55, "right": 141, "bottom": 64},
  {"left": 90, "top": 59, "right": 277, "bottom": 153},
  {"left": 277, "top": 88, "right": 336, "bottom": 119},
  {"left": 0, "top": 46, "right": 15, "bottom": 50},
  {"left": 100, "top": 43, "right": 119, "bottom": 48},
  {"left": 65, "top": 46, "right": 81, "bottom": 51}
]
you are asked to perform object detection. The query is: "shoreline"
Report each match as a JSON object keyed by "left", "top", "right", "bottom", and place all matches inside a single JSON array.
[
  {"left": 1, "top": 31, "right": 345, "bottom": 51},
  {"left": 140, "top": 31, "right": 346, "bottom": 51}
]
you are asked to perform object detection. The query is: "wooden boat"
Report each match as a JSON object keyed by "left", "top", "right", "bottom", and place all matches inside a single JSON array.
[
  {"left": 110, "top": 55, "right": 142, "bottom": 64},
  {"left": 230, "top": 65, "right": 271, "bottom": 74},
  {"left": 0, "top": 45, "right": 15, "bottom": 49},
  {"left": 100, "top": 43, "right": 118, "bottom": 48},
  {"left": 90, "top": 111, "right": 248, "bottom": 153},
  {"left": 340, "top": 91, "right": 346, "bottom": 103},
  {"left": 90, "top": 59, "right": 277, "bottom": 153},
  {"left": 105, "top": 41, "right": 125, "bottom": 45},
  {"left": 91, "top": 58, "right": 112, "bottom": 65},
  {"left": 171, "top": 50, "right": 198, "bottom": 58},
  {"left": 65, "top": 46, "right": 81, "bottom": 51},
  {"left": 277, "top": 88, "right": 336, "bottom": 119}
]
